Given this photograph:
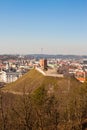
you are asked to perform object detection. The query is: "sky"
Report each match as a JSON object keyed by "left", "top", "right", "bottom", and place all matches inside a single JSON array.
[{"left": 0, "top": 0, "right": 87, "bottom": 55}]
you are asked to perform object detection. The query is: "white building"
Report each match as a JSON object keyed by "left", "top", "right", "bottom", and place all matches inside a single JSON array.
[
  {"left": 6, "top": 72, "right": 22, "bottom": 83},
  {"left": 0, "top": 71, "right": 7, "bottom": 82},
  {"left": 0, "top": 71, "right": 22, "bottom": 83}
]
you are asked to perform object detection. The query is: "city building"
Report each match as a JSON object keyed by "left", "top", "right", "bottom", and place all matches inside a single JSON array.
[
  {"left": 0, "top": 71, "right": 7, "bottom": 82},
  {"left": 39, "top": 59, "right": 47, "bottom": 69}
]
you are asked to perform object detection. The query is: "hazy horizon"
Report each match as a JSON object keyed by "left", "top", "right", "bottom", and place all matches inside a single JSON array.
[{"left": 0, "top": 0, "right": 87, "bottom": 55}]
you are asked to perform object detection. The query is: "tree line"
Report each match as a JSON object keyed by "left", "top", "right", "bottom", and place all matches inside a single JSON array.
[{"left": 0, "top": 82, "right": 87, "bottom": 130}]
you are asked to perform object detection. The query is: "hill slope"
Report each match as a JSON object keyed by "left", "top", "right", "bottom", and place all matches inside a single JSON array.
[{"left": 2, "top": 69, "right": 81, "bottom": 94}]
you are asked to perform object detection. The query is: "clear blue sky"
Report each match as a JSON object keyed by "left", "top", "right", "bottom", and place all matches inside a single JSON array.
[{"left": 0, "top": 0, "right": 87, "bottom": 54}]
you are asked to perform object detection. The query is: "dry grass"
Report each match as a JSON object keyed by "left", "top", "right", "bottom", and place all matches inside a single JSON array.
[{"left": 2, "top": 69, "right": 81, "bottom": 94}]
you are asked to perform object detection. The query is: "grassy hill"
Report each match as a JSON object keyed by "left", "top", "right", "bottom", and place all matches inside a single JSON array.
[
  {"left": 1, "top": 69, "right": 86, "bottom": 130},
  {"left": 2, "top": 69, "right": 81, "bottom": 94}
]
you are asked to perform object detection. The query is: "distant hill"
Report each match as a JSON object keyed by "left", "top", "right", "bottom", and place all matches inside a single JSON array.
[
  {"left": 26, "top": 54, "right": 83, "bottom": 59},
  {"left": 2, "top": 69, "right": 81, "bottom": 94}
]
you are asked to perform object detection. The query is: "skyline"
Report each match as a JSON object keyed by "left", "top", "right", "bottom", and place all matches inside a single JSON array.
[{"left": 0, "top": 0, "right": 87, "bottom": 55}]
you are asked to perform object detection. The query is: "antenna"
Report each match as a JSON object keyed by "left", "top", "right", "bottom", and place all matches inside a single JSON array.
[{"left": 41, "top": 48, "right": 43, "bottom": 54}]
